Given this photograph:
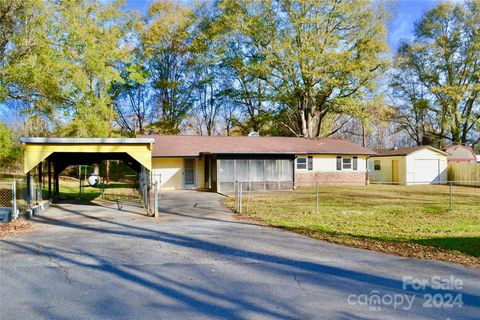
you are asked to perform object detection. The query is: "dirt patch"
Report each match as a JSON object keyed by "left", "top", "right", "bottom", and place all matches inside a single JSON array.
[{"left": 0, "top": 220, "right": 32, "bottom": 238}]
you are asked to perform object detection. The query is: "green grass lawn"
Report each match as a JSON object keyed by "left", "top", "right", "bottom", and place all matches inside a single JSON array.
[
  {"left": 58, "top": 178, "right": 139, "bottom": 202},
  {"left": 225, "top": 185, "right": 480, "bottom": 264}
]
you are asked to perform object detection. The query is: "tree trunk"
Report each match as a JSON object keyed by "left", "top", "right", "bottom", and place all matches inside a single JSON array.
[
  {"left": 300, "top": 106, "right": 308, "bottom": 137},
  {"left": 362, "top": 125, "right": 366, "bottom": 147}
]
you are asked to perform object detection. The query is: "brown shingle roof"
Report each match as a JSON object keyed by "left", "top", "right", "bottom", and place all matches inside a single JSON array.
[
  {"left": 140, "top": 135, "right": 378, "bottom": 157},
  {"left": 373, "top": 145, "right": 445, "bottom": 156}
]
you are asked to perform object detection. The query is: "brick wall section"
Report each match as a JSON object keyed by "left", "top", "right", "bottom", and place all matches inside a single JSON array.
[{"left": 295, "top": 171, "right": 367, "bottom": 186}]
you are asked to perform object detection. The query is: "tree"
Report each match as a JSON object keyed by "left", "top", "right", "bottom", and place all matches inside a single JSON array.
[
  {"left": 390, "top": 66, "right": 437, "bottom": 146},
  {"left": 52, "top": 0, "right": 137, "bottom": 137},
  {"left": 216, "top": 0, "right": 389, "bottom": 137},
  {"left": 113, "top": 76, "right": 152, "bottom": 136},
  {"left": 0, "top": 122, "right": 20, "bottom": 165},
  {"left": 113, "top": 61, "right": 152, "bottom": 136},
  {"left": 0, "top": 0, "right": 66, "bottom": 113},
  {"left": 189, "top": 4, "right": 224, "bottom": 136},
  {"left": 1, "top": 0, "right": 137, "bottom": 137},
  {"left": 189, "top": 66, "right": 222, "bottom": 135},
  {"left": 143, "top": 0, "right": 195, "bottom": 134},
  {"left": 394, "top": 1, "right": 480, "bottom": 147}
]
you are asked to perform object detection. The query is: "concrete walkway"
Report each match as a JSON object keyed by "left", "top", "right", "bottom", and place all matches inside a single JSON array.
[{"left": 0, "top": 191, "right": 479, "bottom": 319}]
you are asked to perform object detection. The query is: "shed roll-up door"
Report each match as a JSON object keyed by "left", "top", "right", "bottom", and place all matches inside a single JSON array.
[{"left": 414, "top": 159, "right": 440, "bottom": 184}]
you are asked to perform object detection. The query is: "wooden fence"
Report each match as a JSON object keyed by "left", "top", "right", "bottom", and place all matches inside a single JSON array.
[{"left": 448, "top": 162, "right": 480, "bottom": 184}]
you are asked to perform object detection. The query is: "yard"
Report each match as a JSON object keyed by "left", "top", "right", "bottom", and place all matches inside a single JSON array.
[
  {"left": 226, "top": 185, "right": 480, "bottom": 266},
  {"left": 57, "top": 177, "right": 139, "bottom": 201}
]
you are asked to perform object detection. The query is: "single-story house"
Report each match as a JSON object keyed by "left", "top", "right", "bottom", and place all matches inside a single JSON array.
[
  {"left": 442, "top": 145, "right": 478, "bottom": 163},
  {"left": 368, "top": 146, "right": 448, "bottom": 185},
  {"left": 142, "top": 135, "right": 377, "bottom": 192}
]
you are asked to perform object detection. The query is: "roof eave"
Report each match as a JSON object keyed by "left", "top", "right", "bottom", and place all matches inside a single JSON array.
[
  {"left": 153, "top": 151, "right": 377, "bottom": 157},
  {"left": 21, "top": 137, "right": 155, "bottom": 144}
]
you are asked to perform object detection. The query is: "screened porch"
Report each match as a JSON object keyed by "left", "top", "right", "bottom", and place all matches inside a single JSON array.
[{"left": 214, "top": 156, "right": 294, "bottom": 193}]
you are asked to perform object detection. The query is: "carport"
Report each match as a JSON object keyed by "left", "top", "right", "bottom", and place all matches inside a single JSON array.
[{"left": 20, "top": 138, "right": 154, "bottom": 213}]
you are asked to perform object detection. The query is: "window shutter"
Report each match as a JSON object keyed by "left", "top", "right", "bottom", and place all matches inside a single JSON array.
[
  {"left": 308, "top": 156, "right": 313, "bottom": 170},
  {"left": 336, "top": 156, "right": 342, "bottom": 170},
  {"left": 353, "top": 157, "right": 358, "bottom": 170}
]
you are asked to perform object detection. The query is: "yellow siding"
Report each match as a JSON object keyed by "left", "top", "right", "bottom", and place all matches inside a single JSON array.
[
  {"left": 295, "top": 154, "right": 368, "bottom": 172},
  {"left": 153, "top": 158, "right": 183, "bottom": 190},
  {"left": 152, "top": 157, "right": 206, "bottom": 190},
  {"left": 196, "top": 157, "right": 205, "bottom": 189},
  {"left": 368, "top": 156, "right": 407, "bottom": 183}
]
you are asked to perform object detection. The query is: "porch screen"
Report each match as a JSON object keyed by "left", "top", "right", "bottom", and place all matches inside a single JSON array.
[
  {"left": 218, "top": 159, "right": 234, "bottom": 191},
  {"left": 217, "top": 159, "right": 294, "bottom": 192}
]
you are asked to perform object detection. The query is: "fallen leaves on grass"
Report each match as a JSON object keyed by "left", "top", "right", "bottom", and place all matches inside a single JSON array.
[
  {"left": 227, "top": 185, "right": 480, "bottom": 268},
  {"left": 284, "top": 228, "right": 480, "bottom": 268},
  {"left": 0, "top": 220, "right": 32, "bottom": 238}
]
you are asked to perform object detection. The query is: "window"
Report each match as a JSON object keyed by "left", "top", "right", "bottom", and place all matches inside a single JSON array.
[
  {"left": 342, "top": 158, "right": 352, "bottom": 169},
  {"left": 374, "top": 160, "right": 381, "bottom": 170},
  {"left": 308, "top": 156, "right": 313, "bottom": 171},
  {"left": 353, "top": 157, "right": 358, "bottom": 170},
  {"left": 297, "top": 157, "right": 307, "bottom": 170},
  {"left": 337, "top": 156, "right": 342, "bottom": 170}
]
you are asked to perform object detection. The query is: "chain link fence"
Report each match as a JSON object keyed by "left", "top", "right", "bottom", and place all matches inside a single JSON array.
[
  {"left": 233, "top": 180, "right": 297, "bottom": 214},
  {"left": 0, "top": 179, "right": 28, "bottom": 222},
  {"left": 0, "top": 182, "right": 15, "bottom": 222},
  {"left": 233, "top": 180, "right": 480, "bottom": 214}
]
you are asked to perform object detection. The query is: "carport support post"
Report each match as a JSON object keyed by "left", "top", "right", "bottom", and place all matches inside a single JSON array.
[
  {"left": 38, "top": 163, "right": 42, "bottom": 200},
  {"left": 54, "top": 165, "right": 60, "bottom": 199},
  {"left": 79, "top": 165, "right": 83, "bottom": 200},
  {"left": 26, "top": 172, "right": 31, "bottom": 209},
  {"left": 48, "top": 160, "right": 52, "bottom": 199},
  {"left": 55, "top": 173, "right": 59, "bottom": 198}
]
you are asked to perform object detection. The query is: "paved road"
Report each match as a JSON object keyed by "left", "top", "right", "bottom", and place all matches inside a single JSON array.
[{"left": 0, "top": 191, "right": 479, "bottom": 319}]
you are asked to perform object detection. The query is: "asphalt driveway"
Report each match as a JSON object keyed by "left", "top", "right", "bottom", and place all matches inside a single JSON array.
[{"left": 0, "top": 191, "right": 479, "bottom": 319}]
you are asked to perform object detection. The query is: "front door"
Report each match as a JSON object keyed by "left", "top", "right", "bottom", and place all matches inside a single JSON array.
[
  {"left": 392, "top": 160, "right": 399, "bottom": 184},
  {"left": 184, "top": 159, "right": 195, "bottom": 189}
]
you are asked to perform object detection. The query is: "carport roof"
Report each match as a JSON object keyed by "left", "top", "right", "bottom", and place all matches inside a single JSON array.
[
  {"left": 21, "top": 137, "right": 154, "bottom": 173},
  {"left": 20, "top": 137, "right": 154, "bottom": 144}
]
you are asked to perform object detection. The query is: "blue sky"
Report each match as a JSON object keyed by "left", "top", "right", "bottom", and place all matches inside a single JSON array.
[
  {"left": 123, "top": 0, "right": 441, "bottom": 53},
  {"left": 386, "top": 0, "right": 440, "bottom": 52}
]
